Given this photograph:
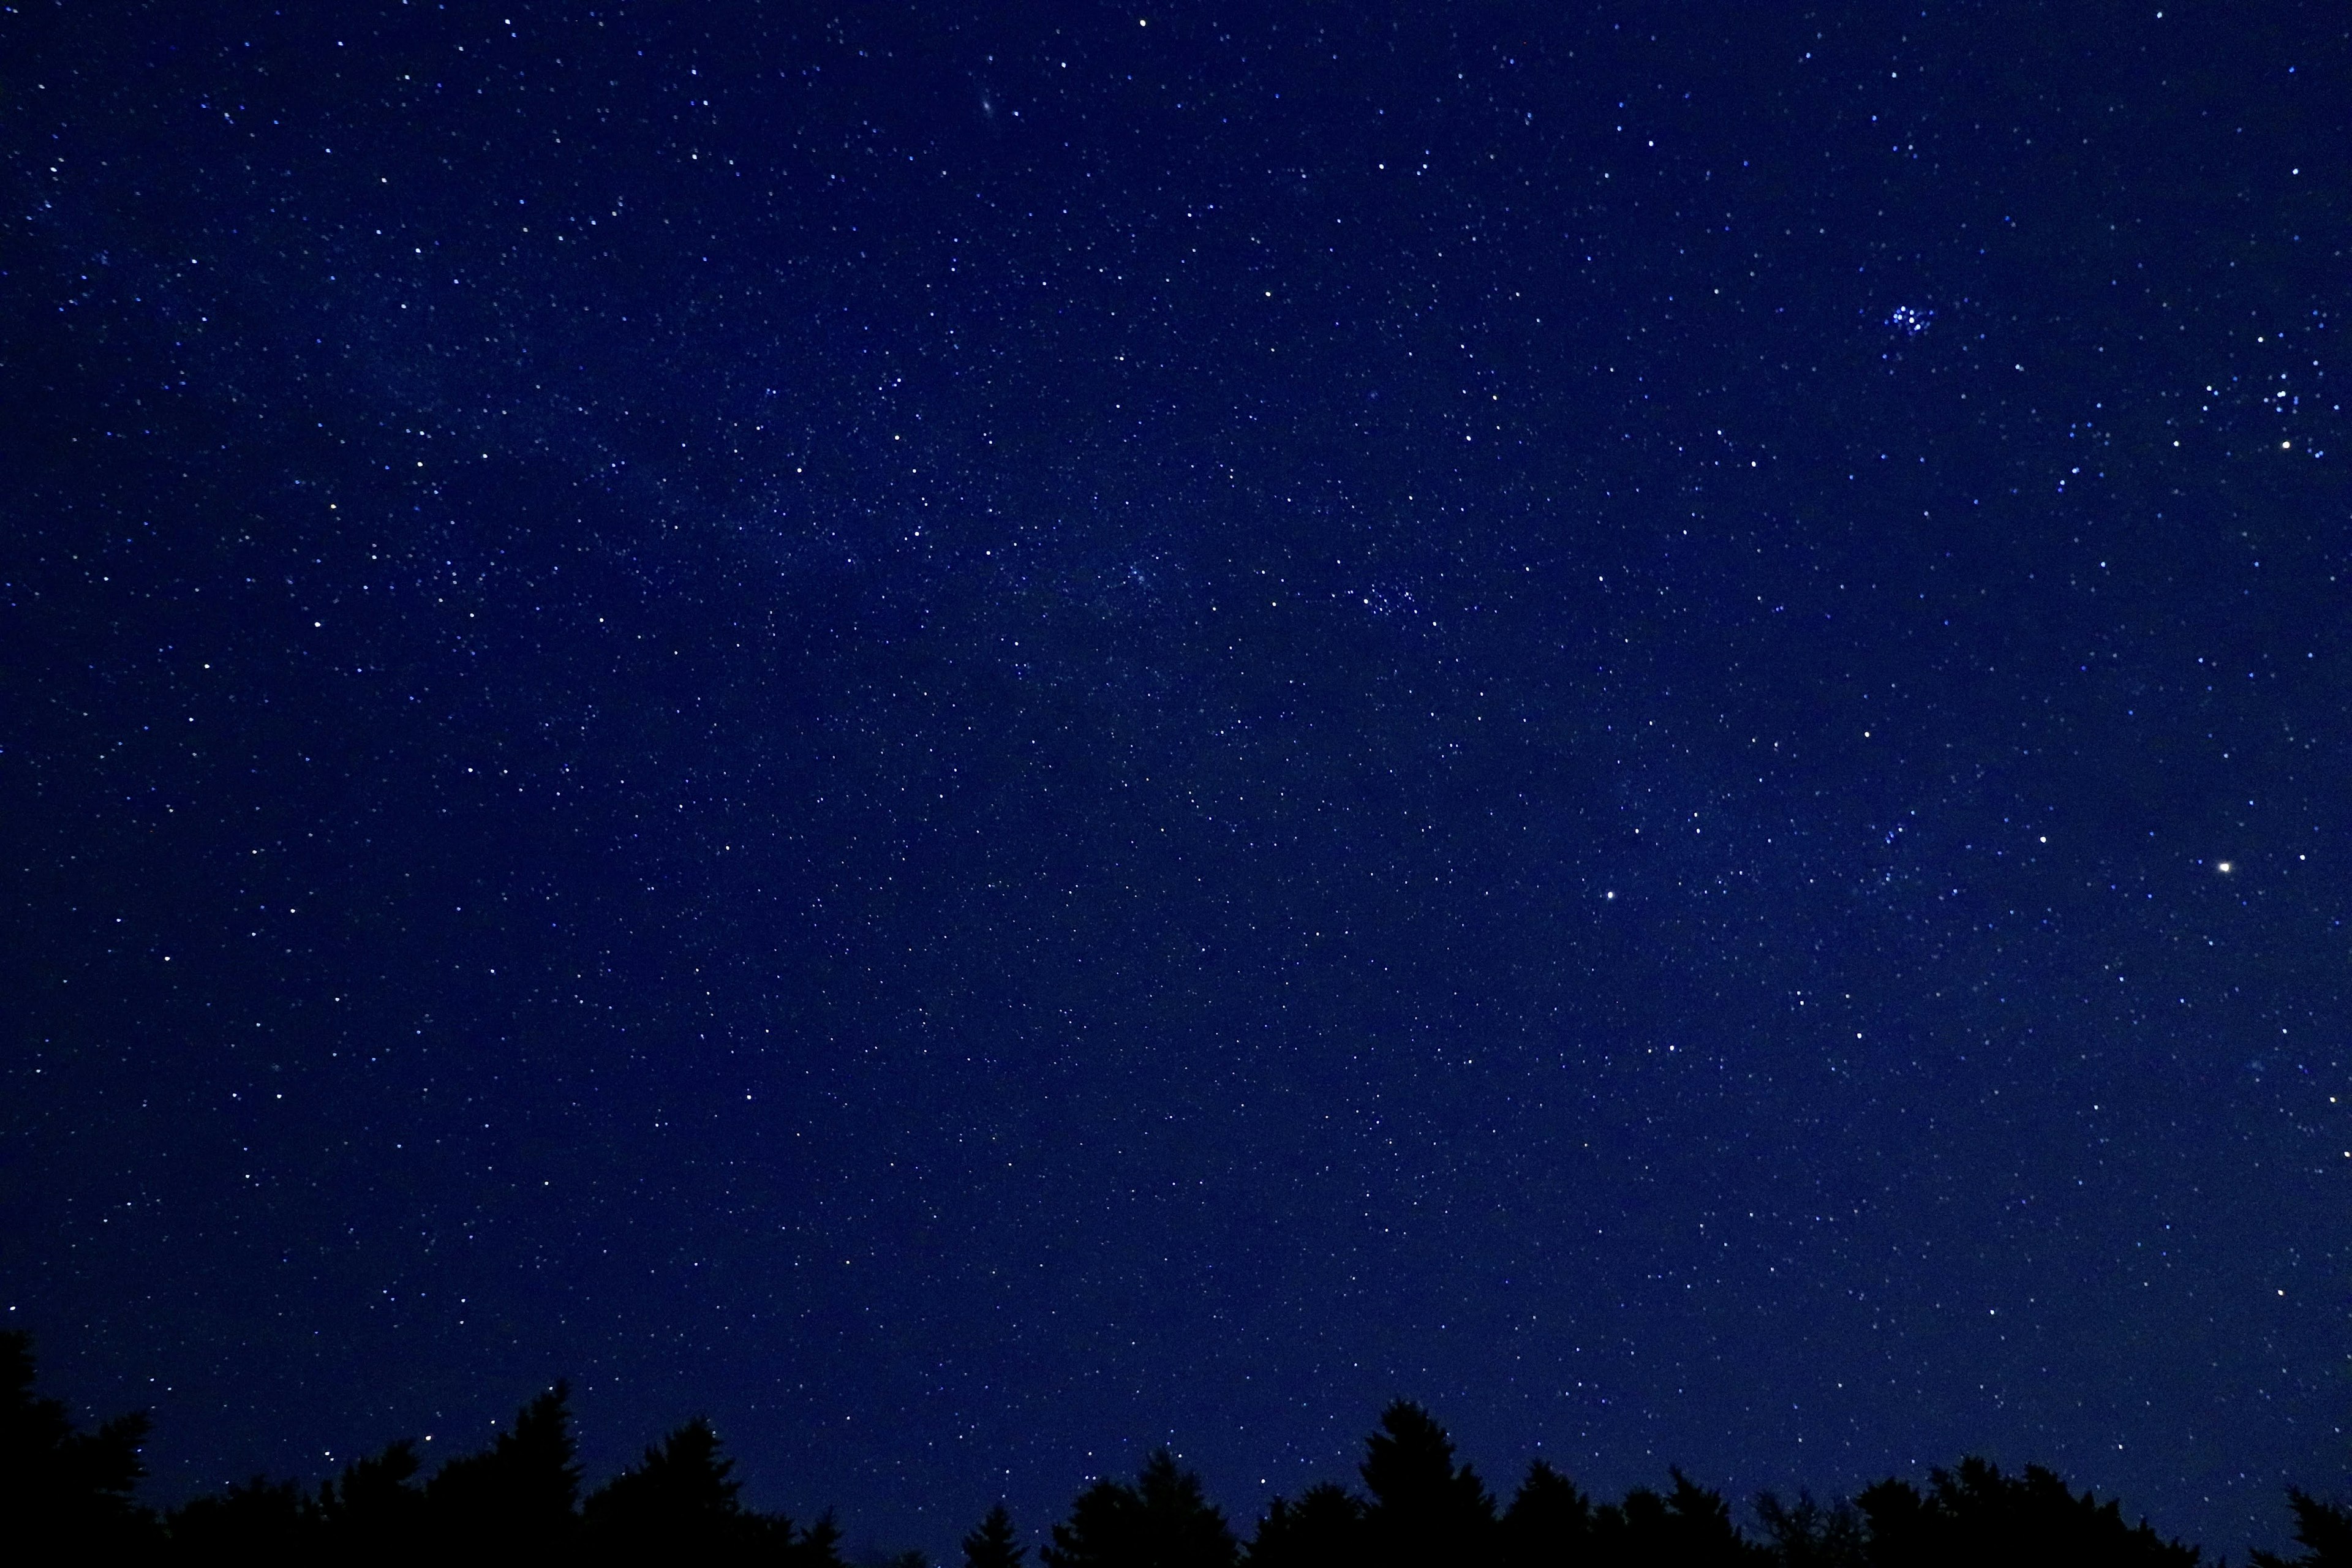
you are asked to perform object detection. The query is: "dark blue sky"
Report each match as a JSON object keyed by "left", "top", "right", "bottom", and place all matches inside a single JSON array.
[{"left": 4, "top": 0, "right": 2346, "bottom": 1558}]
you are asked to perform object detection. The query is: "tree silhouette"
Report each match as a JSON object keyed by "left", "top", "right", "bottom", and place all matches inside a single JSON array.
[
  {"left": 1359, "top": 1401, "right": 1495, "bottom": 1567},
  {"left": 1753, "top": 1491, "right": 1865, "bottom": 1568},
  {"left": 165, "top": 1474, "right": 313, "bottom": 1558},
  {"left": 1247, "top": 1481, "right": 1363, "bottom": 1568},
  {"left": 581, "top": 1414, "right": 840, "bottom": 1564},
  {"left": 1043, "top": 1450, "right": 1238, "bottom": 1568},
  {"left": 1, "top": 1331, "right": 2313, "bottom": 1567},
  {"left": 0, "top": 1330, "right": 157, "bottom": 1552},
  {"left": 2251, "top": 1491, "right": 2352, "bottom": 1568},
  {"left": 315, "top": 1438, "right": 427, "bottom": 1559},
  {"left": 1591, "top": 1471, "right": 1766, "bottom": 1567},
  {"left": 585, "top": 1417, "right": 753, "bottom": 1556},
  {"left": 1854, "top": 1457, "right": 2198, "bottom": 1568},
  {"left": 158, "top": 1438, "right": 423, "bottom": 1558},
  {"left": 424, "top": 1382, "right": 580, "bottom": 1550},
  {"left": 803, "top": 1509, "right": 848, "bottom": 1565},
  {"left": 967, "top": 1501, "right": 1029, "bottom": 1568},
  {"left": 1501, "top": 1459, "right": 1593, "bottom": 1568}
]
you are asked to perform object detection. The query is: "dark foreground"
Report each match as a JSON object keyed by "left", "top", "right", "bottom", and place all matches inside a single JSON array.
[{"left": 7, "top": 1332, "right": 2343, "bottom": 1566}]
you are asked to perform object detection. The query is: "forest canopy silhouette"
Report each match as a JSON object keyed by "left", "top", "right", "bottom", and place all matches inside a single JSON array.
[{"left": 4, "top": 1332, "right": 2342, "bottom": 1565}]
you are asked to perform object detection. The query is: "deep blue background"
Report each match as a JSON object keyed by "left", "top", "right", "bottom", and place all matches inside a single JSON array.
[{"left": 3, "top": 0, "right": 2346, "bottom": 1558}]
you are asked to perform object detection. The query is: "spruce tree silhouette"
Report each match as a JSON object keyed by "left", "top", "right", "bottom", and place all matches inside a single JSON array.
[
  {"left": 965, "top": 1501, "right": 1029, "bottom": 1568},
  {"left": 1042, "top": 1450, "right": 1239, "bottom": 1568},
  {"left": 583, "top": 1414, "right": 842, "bottom": 1565},
  {"left": 803, "top": 1508, "right": 849, "bottom": 1565},
  {"left": 585, "top": 1417, "right": 752, "bottom": 1556},
  {"left": 1246, "top": 1481, "right": 1364, "bottom": 1568},
  {"left": 1752, "top": 1491, "right": 1866, "bottom": 1568},
  {"left": 1359, "top": 1401, "right": 1496, "bottom": 1567},
  {"left": 8, "top": 1336, "right": 2312, "bottom": 1568},
  {"left": 167, "top": 1434, "right": 432, "bottom": 1559},
  {"left": 315, "top": 1438, "right": 427, "bottom": 1559},
  {"left": 1500, "top": 1459, "right": 1593, "bottom": 1568},
  {"left": 0, "top": 1330, "right": 157, "bottom": 1552},
  {"left": 424, "top": 1382, "right": 580, "bottom": 1550},
  {"left": 165, "top": 1474, "right": 314, "bottom": 1559},
  {"left": 1853, "top": 1457, "right": 2198, "bottom": 1568},
  {"left": 2252, "top": 1491, "right": 2352, "bottom": 1568},
  {"left": 1590, "top": 1471, "right": 1765, "bottom": 1568}
]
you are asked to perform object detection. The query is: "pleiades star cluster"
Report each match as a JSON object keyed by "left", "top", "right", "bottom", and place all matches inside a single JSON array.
[{"left": 2, "top": 0, "right": 2346, "bottom": 1558}]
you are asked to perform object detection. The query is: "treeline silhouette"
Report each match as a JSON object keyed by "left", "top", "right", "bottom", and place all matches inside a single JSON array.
[{"left": 7, "top": 1332, "right": 2345, "bottom": 1566}]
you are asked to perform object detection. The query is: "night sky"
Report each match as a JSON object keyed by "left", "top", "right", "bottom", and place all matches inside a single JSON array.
[{"left": 4, "top": 0, "right": 2347, "bottom": 1558}]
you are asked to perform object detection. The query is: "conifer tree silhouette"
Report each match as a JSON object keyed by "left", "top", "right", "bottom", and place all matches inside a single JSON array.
[
  {"left": 802, "top": 1506, "right": 849, "bottom": 1566},
  {"left": 1589, "top": 1471, "right": 1764, "bottom": 1567},
  {"left": 1359, "top": 1401, "right": 1495, "bottom": 1567},
  {"left": 582, "top": 1414, "right": 840, "bottom": 1564},
  {"left": 165, "top": 1474, "right": 314, "bottom": 1558},
  {"left": 966, "top": 1501, "right": 1029, "bottom": 1568},
  {"left": 2251, "top": 1491, "right": 2352, "bottom": 1568},
  {"left": 7, "top": 1335, "right": 2313, "bottom": 1568},
  {"left": 1853, "top": 1457, "right": 2198, "bottom": 1567},
  {"left": 1500, "top": 1459, "right": 1593, "bottom": 1568},
  {"left": 1752, "top": 1490, "right": 1865, "bottom": 1568},
  {"left": 315, "top": 1437, "right": 427, "bottom": 1558},
  {"left": 424, "top": 1381, "right": 580, "bottom": 1549},
  {"left": 585, "top": 1417, "right": 752, "bottom": 1556},
  {"left": 0, "top": 1330, "right": 157, "bottom": 1551},
  {"left": 1042, "top": 1450, "right": 1238, "bottom": 1568},
  {"left": 1246, "top": 1480, "right": 1363, "bottom": 1568}
]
